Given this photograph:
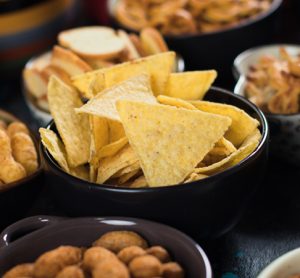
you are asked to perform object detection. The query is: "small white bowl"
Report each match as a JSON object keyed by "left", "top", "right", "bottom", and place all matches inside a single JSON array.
[
  {"left": 258, "top": 248, "right": 300, "bottom": 278},
  {"left": 233, "top": 44, "right": 300, "bottom": 166}
]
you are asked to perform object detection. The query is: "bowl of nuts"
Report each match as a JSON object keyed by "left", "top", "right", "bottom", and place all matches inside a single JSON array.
[
  {"left": 0, "top": 109, "right": 43, "bottom": 229},
  {"left": 109, "top": 0, "right": 282, "bottom": 86},
  {"left": 233, "top": 44, "right": 300, "bottom": 165},
  {"left": 0, "top": 216, "right": 212, "bottom": 278}
]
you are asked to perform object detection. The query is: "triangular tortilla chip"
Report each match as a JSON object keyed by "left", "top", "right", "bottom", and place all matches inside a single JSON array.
[
  {"left": 75, "top": 74, "right": 157, "bottom": 122},
  {"left": 96, "top": 137, "right": 128, "bottom": 160},
  {"left": 190, "top": 100, "right": 259, "bottom": 147},
  {"left": 97, "top": 144, "right": 139, "bottom": 184},
  {"left": 47, "top": 76, "right": 90, "bottom": 167},
  {"left": 108, "top": 120, "right": 126, "bottom": 142},
  {"left": 166, "top": 71, "right": 217, "bottom": 100},
  {"left": 72, "top": 52, "right": 175, "bottom": 96},
  {"left": 157, "top": 95, "right": 197, "bottom": 110},
  {"left": 117, "top": 101, "right": 232, "bottom": 187}
]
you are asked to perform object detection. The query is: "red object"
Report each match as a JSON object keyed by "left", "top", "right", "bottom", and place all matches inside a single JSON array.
[{"left": 84, "top": 0, "right": 109, "bottom": 25}]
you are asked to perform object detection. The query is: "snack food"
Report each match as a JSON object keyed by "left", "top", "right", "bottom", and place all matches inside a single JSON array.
[
  {"left": 3, "top": 231, "right": 184, "bottom": 278},
  {"left": 24, "top": 26, "right": 170, "bottom": 112},
  {"left": 245, "top": 47, "right": 300, "bottom": 114},
  {"left": 0, "top": 120, "right": 38, "bottom": 186},
  {"left": 40, "top": 52, "right": 261, "bottom": 187},
  {"left": 115, "top": 0, "right": 273, "bottom": 36}
]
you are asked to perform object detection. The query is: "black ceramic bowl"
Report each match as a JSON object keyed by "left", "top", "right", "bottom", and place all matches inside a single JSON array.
[
  {"left": 40, "top": 87, "right": 269, "bottom": 239},
  {"left": 0, "top": 216, "right": 212, "bottom": 277},
  {"left": 109, "top": 0, "right": 282, "bottom": 87},
  {"left": 0, "top": 110, "right": 43, "bottom": 230}
]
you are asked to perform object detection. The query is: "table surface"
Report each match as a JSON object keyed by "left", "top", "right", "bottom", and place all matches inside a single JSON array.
[{"left": 1, "top": 1, "right": 300, "bottom": 277}]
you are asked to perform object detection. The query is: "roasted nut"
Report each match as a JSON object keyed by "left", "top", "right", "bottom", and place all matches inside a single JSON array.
[
  {"left": 55, "top": 265, "right": 85, "bottom": 278},
  {"left": 33, "top": 246, "right": 83, "bottom": 278},
  {"left": 92, "top": 257, "right": 129, "bottom": 278},
  {"left": 7, "top": 122, "right": 29, "bottom": 138},
  {"left": 93, "top": 231, "right": 148, "bottom": 253},
  {"left": 83, "top": 246, "right": 117, "bottom": 270},
  {"left": 162, "top": 262, "right": 184, "bottom": 278},
  {"left": 146, "top": 246, "right": 170, "bottom": 263},
  {"left": 129, "top": 255, "right": 162, "bottom": 278},
  {"left": 118, "top": 246, "right": 146, "bottom": 264},
  {"left": 3, "top": 263, "right": 34, "bottom": 278}
]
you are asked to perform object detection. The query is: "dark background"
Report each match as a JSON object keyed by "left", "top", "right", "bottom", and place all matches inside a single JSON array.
[{"left": 1, "top": 0, "right": 300, "bottom": 277}]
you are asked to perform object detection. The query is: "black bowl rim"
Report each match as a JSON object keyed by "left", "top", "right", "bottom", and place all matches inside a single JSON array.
[
  {"left": 109, "top": 0, "right": 282, "bottom": 40},
  {"left": 0, "top": 215, "right": 213, "bottom": 277},
  {"left": 0, "top": 109, "right": 43, "bottom": 193},
  {"left": 40, "top": 86, "right": 269, "bottom": 192},
  {"left": 233, "top": 43, "right": 300, "bottom": 117}
]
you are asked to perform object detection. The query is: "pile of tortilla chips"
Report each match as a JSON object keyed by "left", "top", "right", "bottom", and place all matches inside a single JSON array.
[{"left": 40, "top": 51, "right": 261, "bottom": 188}]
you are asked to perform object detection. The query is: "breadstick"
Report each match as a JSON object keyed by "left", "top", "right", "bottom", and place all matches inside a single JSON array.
[
  {"left": 11, "top": 133, "right": 38, "bottom": 175},
  {"left": 0, "top": 130, "right": 26, "bottom": 183}
]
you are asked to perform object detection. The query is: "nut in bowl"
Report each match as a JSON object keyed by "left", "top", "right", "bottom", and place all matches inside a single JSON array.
[
  {"left": 0, "top": 216, "right": 212, "bottom": 278},
  {"left": 22, "top": 26, "right": 184, "bottom": 125},
  {"left": 0, "top": 110, "right": 42, "bottom": 229},
  {"left": 234, "top": 44, "right": 300, "bottom": 166},
  {"left": 40, "top": 52, "right": 268, "bottom": 238}
]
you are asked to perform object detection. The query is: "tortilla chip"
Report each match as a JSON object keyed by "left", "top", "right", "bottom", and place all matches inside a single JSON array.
[
  {"left": 166, "top": 71, "right": 217, "bottom": 100},
  {"left": 86, "top": 73, "right": 106, "bottom": 99},
  {"left": 194, "top": 131, "right": 261, "bottom": 175},
  {"left": 47, "top": 76, "right": 90, "bottom": 167},
  {"left": 75, "top": 74, "right": 157, "bottom": 122},
  {"left": 190, "top": 100, "right": 259, "bottom": 147},
  {"left": 72, "top": 52, "right": 175, "bottom": 96},
  {"left": 97, "top": 144, "right": 139, "bottom": 184},
  {"left": 96, "top": 137, "right": 128, "bottom": 160},
  {"left": 113, "top": 160, "right": 140, "bottom": 178},
  {"left": 118, "top": 169, "right": 140, "bottom": 185},
  {"left": 108, "top": 120, "right": 126, "bottom": 142},
  {"left": 184, "top": 173, "right": 208, "bottom": 183},
  {"left": 70, "top": 165, "right": 89, "bottom": 181},
  {"left": 157, "top": 95, "right": 197, "bottom": 110},
  {"left": 117, "top": 101, "right": 232, "bottom": 187},
  {"left": 129, "top": 175, "right": 148, "bottom": 188},
  {"left": 39, "top": 128, "right": 69, "bottom": 172},
  {"left": 72, "top": 71, "right": 96, "bottom": 97}
]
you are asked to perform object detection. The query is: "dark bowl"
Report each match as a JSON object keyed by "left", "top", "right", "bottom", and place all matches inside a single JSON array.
[
  {"left": 109, "top": 0, "right": 282, "bottom": 87},
  {"left": 0, "top": 110, "right": 43, "bottom": 230},
  {"left": 0, "top": 216, "right": 212, "bottom": 277},
  {"left": 40, "top": 87, "right": 269, "bottom": 239}
]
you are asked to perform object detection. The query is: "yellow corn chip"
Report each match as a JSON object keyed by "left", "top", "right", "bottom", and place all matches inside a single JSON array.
[
  {"left": 40, "top": 128, "right": 90, "bottom": 181},
  {"left": 118, "top": 169, "right": 140, "bottom": 185},
  {"left": 166, "top": 71, "right": 217, "bottom": 100},
  {"left": 75, "top": 74, "right": 157, "bottom": 122},
  {"left": 47, "top": 76, "right": 90, "bottom": 167},
  {"left": 157, "top": 95, "right": 197, "bottom": 110},
  {"left": 72, "top": 72, "right": 95, "bottom": 97},
  {"left": 117, "top": 101, "right": 232, "bottom": 187},
  {"left": 113, "top": 160, "right": 140, "bottom": 178},
  {"left": 184, "top": 173, "right": 208, "bottom": 183},
  {"left": 108, "top": 120, "right": 126, "bottom": 142},
  {"left": 97, "top": 144, "right": 139, "bottom": 184},
  {"left": 191, "top": 100, "right": 259, "bottom": 147},
  {"left": 96, "top": 137, "right": 128, "bottom": 160},
  {"left": 241, "top": 128, "right": 261, "bottom": 148},
  {"left": 217, "top": 137, "right": 237, "bottom": 154},
  {"left": 39, "top": 128, "right": 69, "bottom": 172},
  {"left": 194, "top": 131, "right": 261, "bottom": 175},
  {"left": 129, "top": 175, "right": 148, "bottom": 188},
  {"left": 86, "top": 73, "right": 105, "bottom": 99},
  {"left": 72, "top": 52, "right": 175, "bottom": 96},
  {"left": 89, "top": 164, "right": 97, "bottom": 183}
]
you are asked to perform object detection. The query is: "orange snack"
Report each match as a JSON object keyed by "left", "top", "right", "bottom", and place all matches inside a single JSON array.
[
  {"left": 3, "top": 263, "right": 34, "bottom": 278},
  {"left": 7, "top": 122, "right": 29, "bottom": 138}
]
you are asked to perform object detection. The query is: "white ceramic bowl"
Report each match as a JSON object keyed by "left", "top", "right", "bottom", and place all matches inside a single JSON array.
[
  {"left": 233, "top": 44, "right": 300, "bottom": 166},
  {"left": 258, "top": 248, "right": 300, "bottom": 278}
]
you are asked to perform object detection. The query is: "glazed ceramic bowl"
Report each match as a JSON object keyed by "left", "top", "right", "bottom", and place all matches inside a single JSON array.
[
  {"left": 0, "top": 110, "right": 43, "bottom": 230},
  {"left": 233, "top": 44, "right": 300, "bottom": 166},
  {"left": 0, "top": 0, "right": 80, "bottom": 81},
  {"left": 40, "top": 87, "right": 269, "bottom": 239},
  {"left": 109, "top": 0, "right": 282, "bottom": 86},
  {"left": 258, "top": 247, "right": 300, "bottom": 278},
  {"left": 0, "top": 216, "right": 212, "bottom": 278}
]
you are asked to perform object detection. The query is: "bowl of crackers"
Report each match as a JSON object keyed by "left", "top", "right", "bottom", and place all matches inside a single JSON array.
[
  {"left": 234, "top": 44, "right": 300, "bottom": 165},
  {"left": 22, "top": 26, "right": 184, "bottom": 126},
  {"left": 109, "top": 0, "right": 282, "bottom": 85},
  {"left": 0, "top": 216, "right": 212, "bottom": 278},
  {"left": 0, "top": 110, "right": 42, "bottom": 228},
  {"left": 39, "top": 51, "right": 268, "bottom": 238}
]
